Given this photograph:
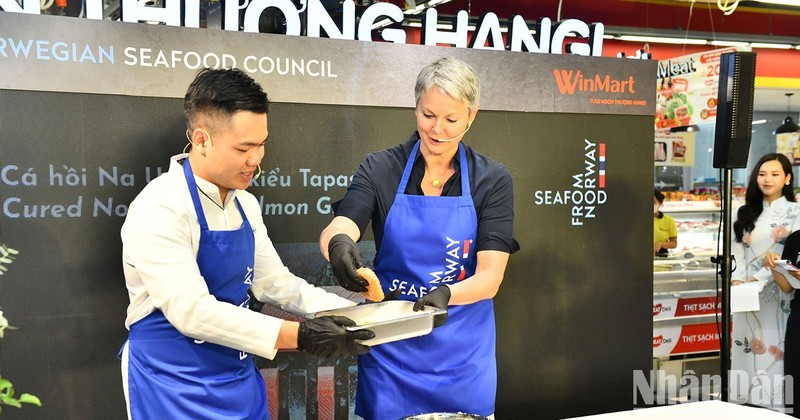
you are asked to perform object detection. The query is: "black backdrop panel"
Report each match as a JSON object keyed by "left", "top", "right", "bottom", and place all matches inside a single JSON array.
[
  {"left": 490, "top": 113, "right": 653, "bottom": 418},
  {"left": 0, "top": 90, "right": 183, "bottom": 420},
  {"left": 0, "top": 89, "right": 651, "bottom": 419}
]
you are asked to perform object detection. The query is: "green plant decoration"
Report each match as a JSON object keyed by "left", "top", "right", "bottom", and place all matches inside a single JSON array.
[
  {"left": 0, "top": 244, "right": 41, "bottom": 415},
  {"left": 0, "top": 377, "right": 42, "bottom": 413}
]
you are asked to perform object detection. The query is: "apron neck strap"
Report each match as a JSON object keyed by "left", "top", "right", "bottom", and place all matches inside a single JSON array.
[
  {"left": 182, "top": 159, "right": 209, "bottom": 231},
  {"left": 182, "top": 159, "right": 248, "bottom": 231},
  {"left": 457, "top": 144, "right": 470, "bottom": 196}
]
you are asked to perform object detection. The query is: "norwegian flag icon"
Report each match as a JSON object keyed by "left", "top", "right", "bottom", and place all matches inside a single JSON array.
[{"left": 599, "top": 143, "right": 606, "bottom": 188}]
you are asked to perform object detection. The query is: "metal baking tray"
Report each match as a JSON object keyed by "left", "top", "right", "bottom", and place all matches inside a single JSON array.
[{"left": 312, "top": 300, "right": 446, "bottom": 346}]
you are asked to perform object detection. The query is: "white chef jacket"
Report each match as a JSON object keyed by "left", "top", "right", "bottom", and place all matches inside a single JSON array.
[{"left": 121, "top": 153, "right": 355, "bottom": 360}]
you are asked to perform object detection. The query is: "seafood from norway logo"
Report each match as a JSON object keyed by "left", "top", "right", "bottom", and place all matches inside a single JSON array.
[
  {"left": 534, "top": 139, "right": 608, "bottom": 226},
  {"left": 388, "top": 236, "right": 471, "bottom": 298},
  {"left": 429, "top": 236, "right": 472, "bottom": 285}
]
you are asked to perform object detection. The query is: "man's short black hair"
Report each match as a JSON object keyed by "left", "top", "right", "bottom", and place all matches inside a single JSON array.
[{"left": 184, "top": 68, "right": 269, "bottom": 130}]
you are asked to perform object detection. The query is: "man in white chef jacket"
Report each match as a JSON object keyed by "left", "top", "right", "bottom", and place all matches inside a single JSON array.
[{"left": 118, "top": 68, "right": 373, "bottom": 419}]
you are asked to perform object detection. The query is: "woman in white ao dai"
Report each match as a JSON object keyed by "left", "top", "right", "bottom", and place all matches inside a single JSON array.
[{"left": 730, "top": 153, "right": 800, "bottom": 411}]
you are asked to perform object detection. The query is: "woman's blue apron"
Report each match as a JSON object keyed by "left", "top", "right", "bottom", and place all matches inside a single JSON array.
[
  {"left": 121, "top": 159, "right": 268, "bottom": 419},
  {"left": 355, "top": 141, "right": 496, "bottom": 419}
]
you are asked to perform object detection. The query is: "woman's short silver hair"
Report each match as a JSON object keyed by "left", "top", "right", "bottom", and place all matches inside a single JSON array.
[{"left": 415, "top": 57, "right": 481, "bottom": 114}]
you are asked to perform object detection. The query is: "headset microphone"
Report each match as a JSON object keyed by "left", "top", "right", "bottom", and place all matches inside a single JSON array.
[{"left": 435, "top": 122, "right": 472, "bottom": 143}]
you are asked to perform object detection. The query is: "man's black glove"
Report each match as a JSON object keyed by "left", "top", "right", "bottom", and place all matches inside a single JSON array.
[
  {"left": 413, "top": 285, "right": 451, "bottom": 328},
  {"left": 328, "top": 233, "right": 368, "bottom": 292},
  {"left": 297, "top": 315, "right": 375, "bottom": 358},
  {"left": 382, "top": 288, "right": 402, "bottom": 302},
  {"left": 247, "top": 289, "right": 264, "bottom": 313}
]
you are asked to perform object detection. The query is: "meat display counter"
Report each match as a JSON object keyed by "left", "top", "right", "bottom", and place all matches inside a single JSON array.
[
  {"left": 653, "top": 256, "right": 722, "bottom": 396},
  {"left": 655, "top": 201, "right": 724, "bottom": 358}
]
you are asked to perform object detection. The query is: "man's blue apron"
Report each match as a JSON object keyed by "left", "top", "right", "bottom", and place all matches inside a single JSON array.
[
  {"left": 355, "top": 141, "right": 496, "bottom": 419},
  {"left": 122, "top": 159, "right": 268, "bottom": 419}
]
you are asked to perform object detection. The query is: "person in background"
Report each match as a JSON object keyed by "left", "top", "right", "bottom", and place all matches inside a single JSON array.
[
  {"left": 770, "top": 228, "right": 800, "bottom": 417},
  {"left": 653, "top": 189, "right": 678, "bottom": 256},
  {"left": 118, "top": 68, "right": 373, "bottom": 419},
  {"left": 319, "top": 57, "right": 519, "bottom": 419},
  {"left": 730, "top": 153, "right": 800, "bottom": 411}
]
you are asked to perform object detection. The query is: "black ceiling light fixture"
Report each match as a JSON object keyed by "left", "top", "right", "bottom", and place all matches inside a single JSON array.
[
  {"left": 669, "top": 124, "right": 700, "bottom": 133},
  {"left": 775, "top": 93, "right": 800, "bottom": 135}
]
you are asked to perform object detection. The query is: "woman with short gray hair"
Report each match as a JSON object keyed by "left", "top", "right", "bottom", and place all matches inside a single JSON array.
[{"left": 320, "top": 56, "right": 520, "bottom": 419}]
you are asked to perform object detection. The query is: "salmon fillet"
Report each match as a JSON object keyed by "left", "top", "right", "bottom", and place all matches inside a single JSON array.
[{"left": 355, "top": 267, "right": 385, "bottom": 302}]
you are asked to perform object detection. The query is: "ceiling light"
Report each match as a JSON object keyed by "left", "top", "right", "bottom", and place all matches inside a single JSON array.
[
  {"left": 372, "top": 18, "right": 393, "bottom": 30},
  {"left": 402, "top": 0, "right": 456, "bottom": 16},
  {"left": 776, "top": 116, "right": 800, "bottom": 134},
  {"left": 750, "top": 42, "right": 794, "bottom": 49},
  {"left": 617, "top": 35, "right": 708, "bottom": 45},
  {"left": 670, "top": 125, "right": 700, "bottom": 133},
  {"left": 775, "top": 93, "right": 800, "bottom": 135},
  {"left": 404, "top": 4, "right": 426, "bottom": 15},
  {"left": 709, "top": 40, "right": 750, "bottom": 47},
  {"left": 751, "top": 0, "right": 800, "bottom": 6}
]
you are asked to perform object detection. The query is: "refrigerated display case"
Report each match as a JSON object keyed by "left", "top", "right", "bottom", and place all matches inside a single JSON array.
[
  {"left": 659, "top": 200, "right": 722, "bottom": 257},
  {"left": 653, "top": 257, "right": 721, "bottom": 400},
  {"left": 653, "top": 261, "right": 720, "bottom": 357},
  {"left": 653, "top": 200, "right": 724, "bottom": 400}
]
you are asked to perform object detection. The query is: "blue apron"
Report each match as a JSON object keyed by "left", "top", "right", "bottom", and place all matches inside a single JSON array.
[
  {"left": 122, "top": 159, "right": 268, "bottom": 419},
  {"left": 355, "top": 141, "right": 496, "bottom": 419}
]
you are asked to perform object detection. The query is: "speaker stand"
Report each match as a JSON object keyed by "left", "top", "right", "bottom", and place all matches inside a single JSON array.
[{"left": 719, "top": 167, "right": 734, "bottom": 402}]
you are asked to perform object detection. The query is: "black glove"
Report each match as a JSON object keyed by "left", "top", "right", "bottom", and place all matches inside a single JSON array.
[
  {"left": 297, "top": 315, "right": 375, "bottom": 358},
  {"left": 247, "top": 289, "right": 265, "bottom": 313},
  {"left": 413, "top": 285, "right": 451, "bottom": 328},
  {"left": 382, "top": 288, "right": 403, "bottom": 302},
  {"left": 328, "top": 233, "right": 368, "bottom": 292}
]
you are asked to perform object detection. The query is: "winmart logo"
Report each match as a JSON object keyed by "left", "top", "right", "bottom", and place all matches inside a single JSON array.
[{"left": 553, "top": 69, "right": 637, "bottom": 94}]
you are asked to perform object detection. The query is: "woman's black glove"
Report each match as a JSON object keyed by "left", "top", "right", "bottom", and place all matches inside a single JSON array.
[
  {"left": 328, "top": 234, "right": 368, "bottom": 292},
  {"left": 297, "top": 315, "right": 375, "bottom": 358},
  {"left": 413, "top": 285, "right": 450, "bottom": 328}
]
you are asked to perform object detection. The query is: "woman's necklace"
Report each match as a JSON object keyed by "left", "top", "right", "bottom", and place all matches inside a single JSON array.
[{"left": 425, "top": 168, "right": 452, "bottom": 190}]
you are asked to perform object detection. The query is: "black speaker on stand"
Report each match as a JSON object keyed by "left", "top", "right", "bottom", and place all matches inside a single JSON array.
[{"left": 712, "top": 50, "right": 757, "bottom": 402}]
